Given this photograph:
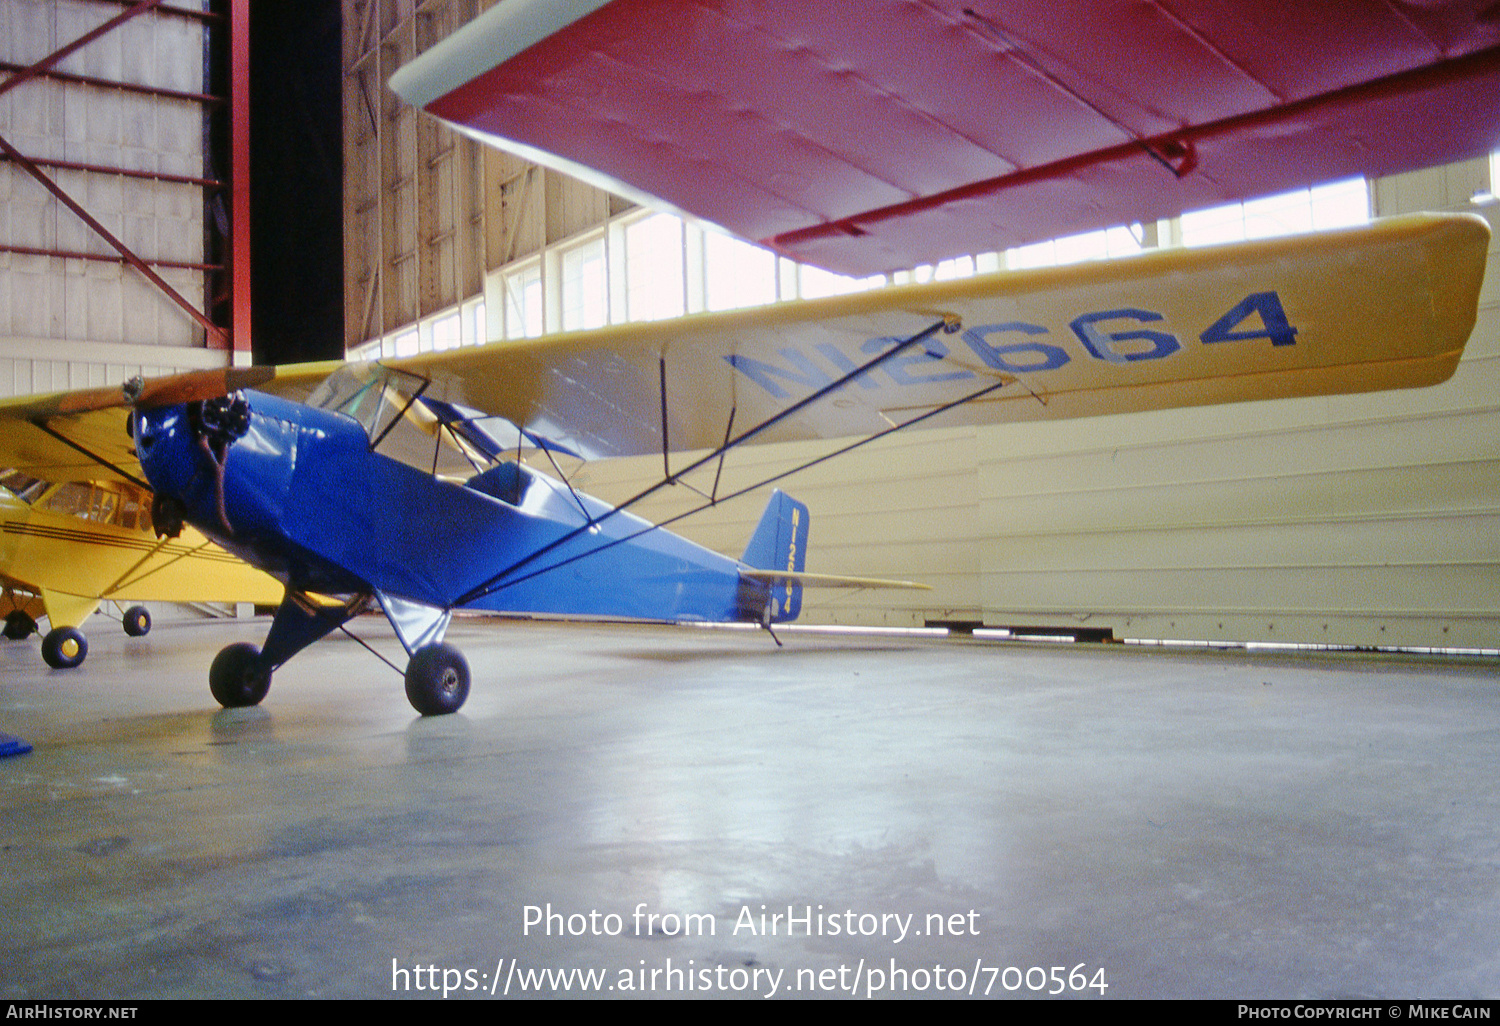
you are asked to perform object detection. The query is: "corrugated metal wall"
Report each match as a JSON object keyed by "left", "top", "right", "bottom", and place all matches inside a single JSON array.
[
  {"left": 0, "top": 0, "right": 227, "bottom": 397},
  {"left": 346, "top": 0, "right": 1499, "bottom": 649}
]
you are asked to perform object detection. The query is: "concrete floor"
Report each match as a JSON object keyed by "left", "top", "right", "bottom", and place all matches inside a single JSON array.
[{"left": 0, "top": 615, "right": 1497, "bottom": 1000}]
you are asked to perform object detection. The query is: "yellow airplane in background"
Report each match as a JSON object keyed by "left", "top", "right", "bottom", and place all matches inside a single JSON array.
[{"left": 1, "top": 469, "right": 282, "bottom": 668}]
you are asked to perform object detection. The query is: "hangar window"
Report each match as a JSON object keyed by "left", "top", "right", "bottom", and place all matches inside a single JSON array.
[
  {"left": 1182, "top": 177, "right": 1368, "bottom": 247},
  {"left": 431, "top": 312, "right": 461, "bottom": 351},
  {"left": 468, "top": 300, "right": 486, "bottom": 346},
  {"left": 393, "top": 329, "right": 419, "bottom": 358},
  {"left": 560, "top": 236, "right": 608, "bottom": 331},
  {"left": 503, "top": 261, "right": 544, "bottom": 339},
  {"left": 704, "top": 232, "right": 777, "bottom": 312},
  {"left": 1006, "top": 225, "right": 1145, "bottom": 270},
  {"left": 624, "top": 213, "right": 686, "bottom": 320},
  {"left": 1472, "top": 151, "right": 1500, "bottom": 205},
  {"left": 796, "top": 262, "right": 883, "bottom": 299}
]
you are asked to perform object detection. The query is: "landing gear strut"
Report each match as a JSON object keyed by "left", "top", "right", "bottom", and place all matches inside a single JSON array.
[{"left": 207, "top": 592, "right": 471, "bottom": 716}]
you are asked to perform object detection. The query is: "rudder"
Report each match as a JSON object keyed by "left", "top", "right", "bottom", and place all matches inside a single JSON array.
[{"left": 740, "top": 490, "right": 809, "bottom": 622}]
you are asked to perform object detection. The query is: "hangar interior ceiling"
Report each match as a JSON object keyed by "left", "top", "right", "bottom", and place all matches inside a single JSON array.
[
  {"left": 346, "top": 0, "right": 1500, "bottom": 651},
  {"left": 0, "top": 0, "right": 241, "bottom": 399}
]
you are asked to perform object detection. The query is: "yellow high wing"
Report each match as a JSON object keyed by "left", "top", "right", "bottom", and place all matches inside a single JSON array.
[
  {"left": 382, "top": 213, "right": 1487, "bottom": 460},
  {"left": 0, "top": 366, "right": 334, "bottom": 669}
]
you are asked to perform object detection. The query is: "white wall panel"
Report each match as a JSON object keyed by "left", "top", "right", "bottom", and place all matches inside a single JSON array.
[{"left": 0, "top": 0, "right": 216, "bottom": 391}]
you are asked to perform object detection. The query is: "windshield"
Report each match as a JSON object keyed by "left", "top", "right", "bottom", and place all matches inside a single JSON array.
[{"left": 307, "top": 362, "right": 429, "bottom": 443}]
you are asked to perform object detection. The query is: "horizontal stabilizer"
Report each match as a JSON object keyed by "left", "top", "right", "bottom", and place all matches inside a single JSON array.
[{"left": 739, "top": 569, "right": 931, "bottom": 591}]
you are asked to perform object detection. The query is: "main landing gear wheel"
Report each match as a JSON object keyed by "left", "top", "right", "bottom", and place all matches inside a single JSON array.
[
  {"left": 122, "top": 606, "right": 152, "bottom": 637},
  {"left": 209, "top": 642, "right": 271, "bottom": 708},
  {"left": 3, "top": 611, "right": 36, "bottom": 640},
  {"left": 404, "top": 642, "right": 470, "bottom": 716},
  {"left": 41, "top": 627, "right": 87, "bottom": 669}
]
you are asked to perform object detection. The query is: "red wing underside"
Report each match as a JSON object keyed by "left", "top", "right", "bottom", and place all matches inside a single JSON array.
[{"left": 396, "top": 0, "right": 1500, "bottom": 275}]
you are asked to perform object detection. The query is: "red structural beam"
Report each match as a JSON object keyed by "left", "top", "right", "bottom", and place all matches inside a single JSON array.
[
  {"left": 0, "top": 60, "right": 222, "bottom": 107},
  {"left": 0, "top": 153, "right": 222, "bottom": 190},
  {"left": 0, "top": 244, "right": 221, "bottom": 273},
  {"left": 0, "top": 132, "right": 227, "bottom": 346},
  {"left": 229, "top": 0, "right": 250, "bottom": 357},
  {"left": 0, "top": 0, "right": 165, "bottom": 100},
  {"left": 93, "top": 0, "right": 221, "bottom": 23}
]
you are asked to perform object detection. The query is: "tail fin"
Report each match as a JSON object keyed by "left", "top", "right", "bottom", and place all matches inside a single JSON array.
[{"left": 740, "top": 490, "right": 809, "bottom": 622}]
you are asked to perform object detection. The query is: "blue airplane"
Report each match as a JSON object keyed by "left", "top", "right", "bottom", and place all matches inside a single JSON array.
[
  {"left": 130, "top": 375, "right": 831, "bottom": 716},
  {"left": 0, "top": 213, "right": 1485, "bottom": 715}
]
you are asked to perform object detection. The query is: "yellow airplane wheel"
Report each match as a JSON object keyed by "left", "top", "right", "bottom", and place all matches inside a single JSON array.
[
  {"left": 41, "top": 627, "right": 87, "bottom": 669},
  {"left": 123, "top": 606, "right": 152, "bottom": 637}
]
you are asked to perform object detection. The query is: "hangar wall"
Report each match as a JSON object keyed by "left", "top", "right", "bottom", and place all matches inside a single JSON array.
[
  {"left": 347, "top": 0, "right": 1500, "bottom": 650},
  {"left": 0, "top": 0, "right": 234, "bottom": 399}
]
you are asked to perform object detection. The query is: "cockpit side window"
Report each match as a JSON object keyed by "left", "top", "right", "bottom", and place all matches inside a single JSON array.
[
  {"left": 0, "top": 469, "right": 47, "bottom": 504},
  {"left": 33, "top": 480, "right": 153, "bottom": 532},
  {"left": 41, "top": 482, "right": 94, "bottom": 519}
]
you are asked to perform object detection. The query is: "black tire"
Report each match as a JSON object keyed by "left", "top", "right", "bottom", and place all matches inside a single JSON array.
[
  {"left": 3, "top": 611, "right": 36, "bottom": 640},
  {"left": 209, "top": 642, "right": 271, "bottom": 708},
  {"left": 404, "top": 643, "right": 470, "bottom": 716},
  {"left": 41, "top": 627, "right": 88, "bottom": 669},
  {"left": 123, "top": 606, "right": 152, "bottom": 637}
]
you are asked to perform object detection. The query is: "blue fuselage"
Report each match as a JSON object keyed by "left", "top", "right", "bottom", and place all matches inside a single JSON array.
[{"left": 133, "top": 391, "right": 760, "bottom": 623}]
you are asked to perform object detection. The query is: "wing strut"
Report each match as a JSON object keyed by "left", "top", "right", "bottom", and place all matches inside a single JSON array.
[
  {"left": 101, "top": 537, "right": 215, "bottom": 596},
  {"left": 659, "top": 355, "right": 672, "bottom": 483},
  {"left": 658, "top": 354, "right": 720, "bottom": 504},
  {"left": 455, "top": 316, "right": 961, "bottom": 606},
  {"left": 709, "top": 405, "right": 736, "bottom": 504},
  {"left": 28, "top": 418, "right": 152, "bottom": 491},
  {"left": 456, "top": 336, "right": 1014, "bottom": 608},
  {"left": 536, "top": 438, "right": 594, "bottom": 523},
  {"left": 369, "top": 377, "right": 431, "bottom": 452}
]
